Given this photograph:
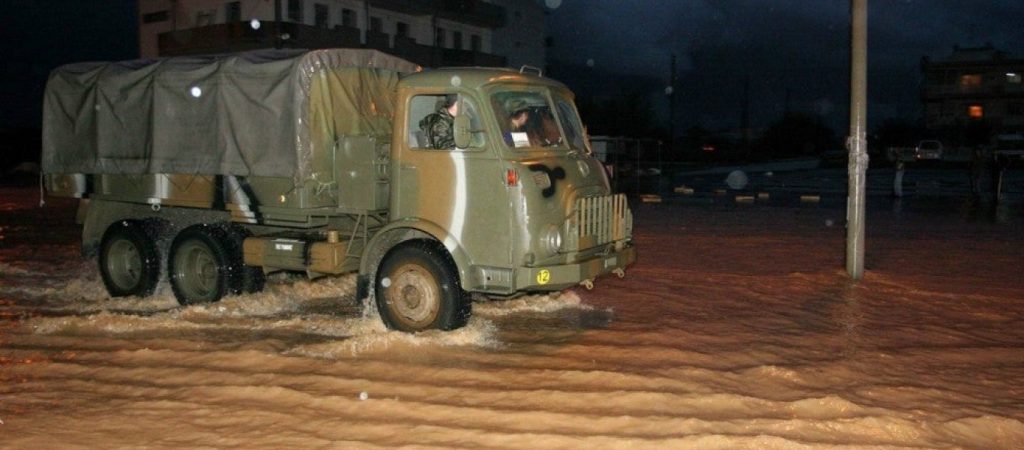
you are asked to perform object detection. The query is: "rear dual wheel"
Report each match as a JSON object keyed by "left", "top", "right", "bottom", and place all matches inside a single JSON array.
[{"left": 168, "top": 224, "right": 264, "bottom": 305}]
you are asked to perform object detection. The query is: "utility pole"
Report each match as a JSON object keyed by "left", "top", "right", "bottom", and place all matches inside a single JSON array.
[{"left": 846, "top": 0, "right": 868, "bottom": 279}]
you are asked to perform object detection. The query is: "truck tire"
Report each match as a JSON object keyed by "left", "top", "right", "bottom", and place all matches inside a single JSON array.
[
  {"left": 375, "top": 241, "right": 470, "bottom": 332},
  {"left": 168, "top": 224, "right": 235, "bottom": 304},
  {"left": 98, "top": 221, "right": 161, "bottom": 298}
]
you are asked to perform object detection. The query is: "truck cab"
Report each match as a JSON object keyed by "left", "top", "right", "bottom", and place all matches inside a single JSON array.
[{"left": 366, "top": 68, "right": 635, "bottom": 330}]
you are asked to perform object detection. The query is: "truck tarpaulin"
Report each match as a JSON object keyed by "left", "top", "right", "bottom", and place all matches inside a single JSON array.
[{"left": 42, "top": 48, "right": 420, "bottom": 184}]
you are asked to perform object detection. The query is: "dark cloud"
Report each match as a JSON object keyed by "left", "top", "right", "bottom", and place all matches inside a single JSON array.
[{"left": 547, "top": 0, "right": 1024, "bottom": 132}]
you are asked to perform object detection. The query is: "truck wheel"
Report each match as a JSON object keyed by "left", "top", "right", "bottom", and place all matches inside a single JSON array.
[
  {"left": 169, "top": 225, "right": 234, "bottom": 304},
  {"left": 375, "top": 241, "right": 470, "bottom": 332},
  {"left": 99, "top": 221, "right": 160, "bottom": 298}
]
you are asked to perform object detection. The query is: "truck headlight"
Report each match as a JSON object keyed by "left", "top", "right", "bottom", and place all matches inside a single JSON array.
[{"left": 541, "top": 225, "right": 563, "bottom": 256}]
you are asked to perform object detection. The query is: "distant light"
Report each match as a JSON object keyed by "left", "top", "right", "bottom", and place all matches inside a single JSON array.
[
  {"left": 250, "top": 19, "right": 261, "bottom": 30},
  {"left": 586, "top": 58, "right": 595, "bottom": 67},
  {"left": 190, "top": 86, "right": 202, "bottom": 98},
  {"left": 968, "top": 104, "right": 984, "bottom": 119},
  {"left": 664, "top": 86, "right": 674, "bottom": 96},
  {"left": 545, "top": 0, "right": 562, "bottom": 9}
]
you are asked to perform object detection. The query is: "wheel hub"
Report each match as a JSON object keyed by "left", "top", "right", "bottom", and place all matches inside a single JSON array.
[
  {"left": 174, "top": 241, "right": 218, "bottom": 300},
  {"left": 388, "top": 264, "right": 439, "bottom": 324},
  {"left": 108, "top": 239, "right": 142, "bottom": 289}
]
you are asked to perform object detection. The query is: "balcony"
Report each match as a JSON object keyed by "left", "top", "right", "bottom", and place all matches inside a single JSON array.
[
  {"left": 369, "top": 0, "right": 506, "bottom": 28},
  {"left": 158, "top": 22, "right": 506, "bottom": 68},
  {"left": 393, "top": 36, "right": 505, "bottom": 67},
  {"left": 159, "top": 22, "right": 360, "bottom": 56}
]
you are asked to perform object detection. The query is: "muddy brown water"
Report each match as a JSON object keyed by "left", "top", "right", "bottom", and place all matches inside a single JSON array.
[{"left": 2, "top": 187, "right": 1023, "bottom": 449}]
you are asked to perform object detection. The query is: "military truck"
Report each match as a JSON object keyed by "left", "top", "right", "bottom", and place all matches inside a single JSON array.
[{"left": 42, "top": 49, "right": 635, "bottom": 332}]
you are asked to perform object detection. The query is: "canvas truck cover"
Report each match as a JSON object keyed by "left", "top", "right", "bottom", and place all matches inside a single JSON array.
[{"left": 42, "top": 49, "right": 420, "bottom": 183}]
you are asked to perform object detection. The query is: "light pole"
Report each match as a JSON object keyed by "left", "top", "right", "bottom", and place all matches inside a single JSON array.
[{"left": 846, "top": 0, "right": 868, "bottom": 279}]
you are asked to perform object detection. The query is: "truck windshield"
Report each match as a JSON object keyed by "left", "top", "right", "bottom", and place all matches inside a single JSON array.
[{"left": 492, "top": 91, "right": 565, "bottom": 149}]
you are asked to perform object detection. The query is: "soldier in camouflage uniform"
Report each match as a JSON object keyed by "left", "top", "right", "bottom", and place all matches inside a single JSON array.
[{"left": 419, "top": 94, "right": 459, "bottom": 149}]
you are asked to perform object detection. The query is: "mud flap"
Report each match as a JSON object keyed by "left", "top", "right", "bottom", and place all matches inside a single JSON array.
[{"left": 356, "top": 274, "right": 370, "bottom": 301}]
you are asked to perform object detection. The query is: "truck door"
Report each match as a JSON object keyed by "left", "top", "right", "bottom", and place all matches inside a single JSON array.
[{"left": 393, "top": 92, "right": 513, "bottom": 282}]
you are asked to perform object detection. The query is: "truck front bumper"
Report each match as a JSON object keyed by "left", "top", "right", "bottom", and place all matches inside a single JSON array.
[{"left": 514, "top": 244, "right": 637, "bottom": 292}]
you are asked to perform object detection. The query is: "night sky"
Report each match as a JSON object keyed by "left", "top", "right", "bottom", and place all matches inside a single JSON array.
[
  {"left": 1, "top": 0, "right": 138, "bottom": 129},
  {"left": 3, "top": 0, "right": 1024, "bottom": 134},
  {"left": 546, "top": 0, "right": 1024, "bottom": 132}
]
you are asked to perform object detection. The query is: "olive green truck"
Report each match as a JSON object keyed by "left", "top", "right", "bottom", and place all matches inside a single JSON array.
[{"left": 42, "top": 49, "right": 635, "bottom": 332}]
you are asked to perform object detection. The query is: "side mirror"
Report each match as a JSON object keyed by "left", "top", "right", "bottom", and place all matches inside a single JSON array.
[{"left": 453, "top": 115, "right": 471, "bottom": 149}]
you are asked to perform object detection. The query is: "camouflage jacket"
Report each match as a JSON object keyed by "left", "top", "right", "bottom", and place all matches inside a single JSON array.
[{"left": 419, "top": 108, "right": 455, "bottom": 149}]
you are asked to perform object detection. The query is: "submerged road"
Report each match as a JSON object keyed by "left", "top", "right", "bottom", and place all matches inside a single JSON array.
[{"left": 1, "top": 179, "right": 1023, "bottom": 449}]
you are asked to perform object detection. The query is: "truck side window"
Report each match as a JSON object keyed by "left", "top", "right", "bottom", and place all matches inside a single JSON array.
[{"left": 407, "top": 94, "right": 483, "bottom": 150}]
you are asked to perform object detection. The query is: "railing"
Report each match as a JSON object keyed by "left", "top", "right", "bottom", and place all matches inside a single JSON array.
[
  {"left": 369, "top": 0, "right": 506, "bottom": 28},
  {"left": 158, "top": 22, "right": 506, "bottom": 68}
]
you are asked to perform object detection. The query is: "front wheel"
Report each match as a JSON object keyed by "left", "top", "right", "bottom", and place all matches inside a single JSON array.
[
  {"left": 168, "top": 225, "right": 235, "bottom": 305},
  {"left": 375, "top": 241, "right": 470, "bottom": 332}
]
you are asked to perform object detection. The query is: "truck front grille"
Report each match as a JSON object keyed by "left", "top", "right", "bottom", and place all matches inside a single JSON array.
[{"left": 567, "top": 193, "right": 632, "bottom": 251}]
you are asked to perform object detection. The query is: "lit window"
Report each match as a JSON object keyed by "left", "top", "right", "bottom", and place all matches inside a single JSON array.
[
  {"left": 1007, "top": 72, "right": 1022, "bottom": 84},
  {"left": 968, "top": 105, "right": 984, "bottom": 119},
  {"left": 960, "top": 74, "right": 982, "bottom": 86}
]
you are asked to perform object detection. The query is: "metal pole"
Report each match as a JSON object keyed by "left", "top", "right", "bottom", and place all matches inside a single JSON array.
[{"left": 846, "top": 0, "right": 868, "bottom": 279}]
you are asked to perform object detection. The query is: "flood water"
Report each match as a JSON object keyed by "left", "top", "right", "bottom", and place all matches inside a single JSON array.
[{"left": 2, "top": 177, "right": 1023, "bottom": 449}]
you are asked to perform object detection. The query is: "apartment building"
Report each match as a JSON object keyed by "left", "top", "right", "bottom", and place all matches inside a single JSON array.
[
  {"left": 921, "top": 44, "right": 1024, "bottom": 133},
  {"left": 138, "top": 0, "right": 547, "bottom": 69}
]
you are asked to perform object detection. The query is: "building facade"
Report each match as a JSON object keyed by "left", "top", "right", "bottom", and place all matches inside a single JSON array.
[
  {"left": 921, "top": 45, "right": 1024, "bottom": 135},
  {"left": 138, "top": 0, "right": 546, "bottom": 69}
]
